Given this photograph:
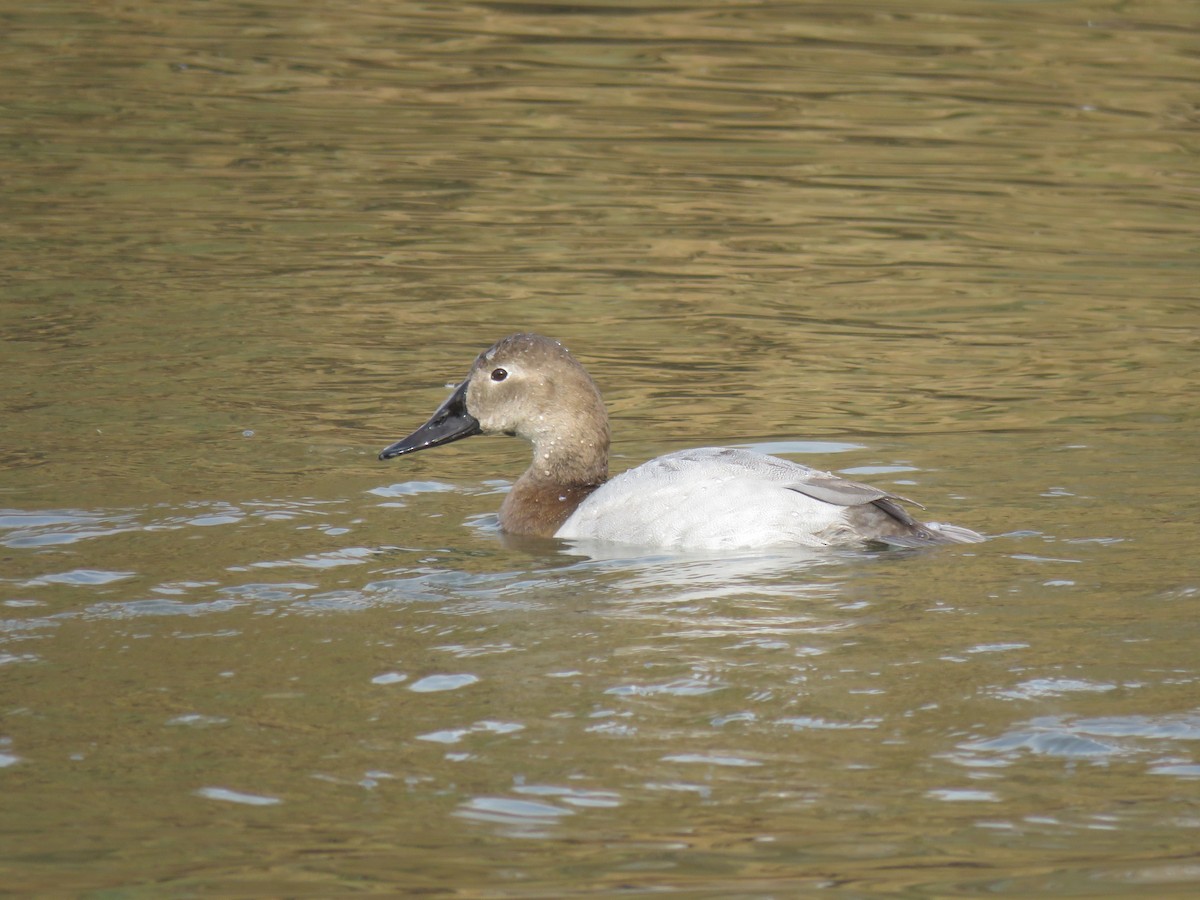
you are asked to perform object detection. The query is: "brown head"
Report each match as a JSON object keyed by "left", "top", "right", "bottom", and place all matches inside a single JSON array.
[{"left": 379, "top": 333, "right": 611, "bottom": 497}]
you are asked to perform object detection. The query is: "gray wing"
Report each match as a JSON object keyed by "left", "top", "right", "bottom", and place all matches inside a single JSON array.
[
  {"left": 788, "top": 471, "right": 983, "bottom": 546},
  {"left": 786, "top": 471, "right": 924, "bottom": 527}
]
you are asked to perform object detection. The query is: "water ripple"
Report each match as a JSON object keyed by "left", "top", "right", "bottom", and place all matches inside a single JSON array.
[
  {"left": 195, "top": 787, "right": 282, "bottom": 806},
  {"left": 409, "top": 673, "right": 480, "bottom": 693},
  {"left": 24, "top": 569, "right": 134, "bottom": 587},
  {"left": 417, "top": 720, "right": 524, "bottom": 745},
  {"left": 0, "top": 509, "right": 142, "bottom": 548},
  {"left": 456, "top": 796, "right": 573, "bottom": 831},
  {"left": 955, "top": 712, "right": 1200, "bottom": 771}
]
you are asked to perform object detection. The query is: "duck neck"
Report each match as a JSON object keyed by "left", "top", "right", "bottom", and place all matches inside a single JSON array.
[{"left": 499, "top": 429, "right": 609, "bottom": 537}]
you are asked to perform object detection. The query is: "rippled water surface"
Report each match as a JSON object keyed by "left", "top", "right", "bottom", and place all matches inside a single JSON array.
[{"left": 3, "top": 0, "right": 1198, "bottom": 895}]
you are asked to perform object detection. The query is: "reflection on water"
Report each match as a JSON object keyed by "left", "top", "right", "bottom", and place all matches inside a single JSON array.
[{"left": 2, "top": 0, "right": 1199, "bottom": 895}]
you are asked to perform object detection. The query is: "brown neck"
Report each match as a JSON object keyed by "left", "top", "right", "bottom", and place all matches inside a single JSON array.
[
  {"left": 499, "top": 473, "right": 604, "bottom": 537},
  {"left": 493, "top": 366, "right": 611, "bottom": 537}
]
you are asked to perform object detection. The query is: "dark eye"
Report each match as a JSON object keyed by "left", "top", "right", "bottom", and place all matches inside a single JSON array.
[{"left": 490, "top": 368, "right": 508, "bottom": 382}]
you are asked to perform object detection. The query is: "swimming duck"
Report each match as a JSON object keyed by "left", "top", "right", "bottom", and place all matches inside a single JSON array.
[{"left": 379, "top": 333, "right": 983, "bottom": 550}]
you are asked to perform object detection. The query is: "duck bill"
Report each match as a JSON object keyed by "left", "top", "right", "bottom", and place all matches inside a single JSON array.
[{"left": 378, "top": 380, "right": 481, "bottom": 460}]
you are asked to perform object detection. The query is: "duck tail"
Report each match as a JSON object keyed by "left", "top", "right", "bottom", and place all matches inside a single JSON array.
[
  {"left": 879, "top": 521, "right": 985, "bottom": 548},
  {"left": 926, "top": 522, "right": 986, "bottom": 544}
]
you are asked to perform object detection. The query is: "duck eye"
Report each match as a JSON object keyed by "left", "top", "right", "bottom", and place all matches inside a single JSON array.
[{"left": 490, "top": 368, "right": 508, "bottom": 382}]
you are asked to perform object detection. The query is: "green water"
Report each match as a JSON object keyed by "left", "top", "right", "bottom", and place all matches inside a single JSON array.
[{"left": 2, "top": 1, "right": 1198, "bottom": 895}]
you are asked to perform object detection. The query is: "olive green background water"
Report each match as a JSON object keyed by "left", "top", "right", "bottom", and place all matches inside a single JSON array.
[{"left": 2, "top": 0, "right": 1198, "bottom": 895}]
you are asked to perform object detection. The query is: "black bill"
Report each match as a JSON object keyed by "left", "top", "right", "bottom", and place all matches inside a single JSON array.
[{"left": 378, "top": 379, "right": 481, "bottom": 460}]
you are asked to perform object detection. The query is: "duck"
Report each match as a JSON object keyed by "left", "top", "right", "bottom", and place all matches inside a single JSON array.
[{"left": 378, "top": 333, "right": 983, "bottom": 550}]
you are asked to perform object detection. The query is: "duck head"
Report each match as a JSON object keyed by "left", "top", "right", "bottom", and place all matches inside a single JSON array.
[{"left": 378, "top": 333, "right": 610, "bottom": 486}]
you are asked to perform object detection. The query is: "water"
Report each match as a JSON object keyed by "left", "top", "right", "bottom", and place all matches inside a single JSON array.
[{"left": 2, "top": 0, "right": 1198, "bottom": 895}]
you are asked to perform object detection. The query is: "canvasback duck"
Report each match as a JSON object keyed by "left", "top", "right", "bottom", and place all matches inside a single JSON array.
[{"left": 379, "top": 333, "right": 983, "bottom": 550}]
